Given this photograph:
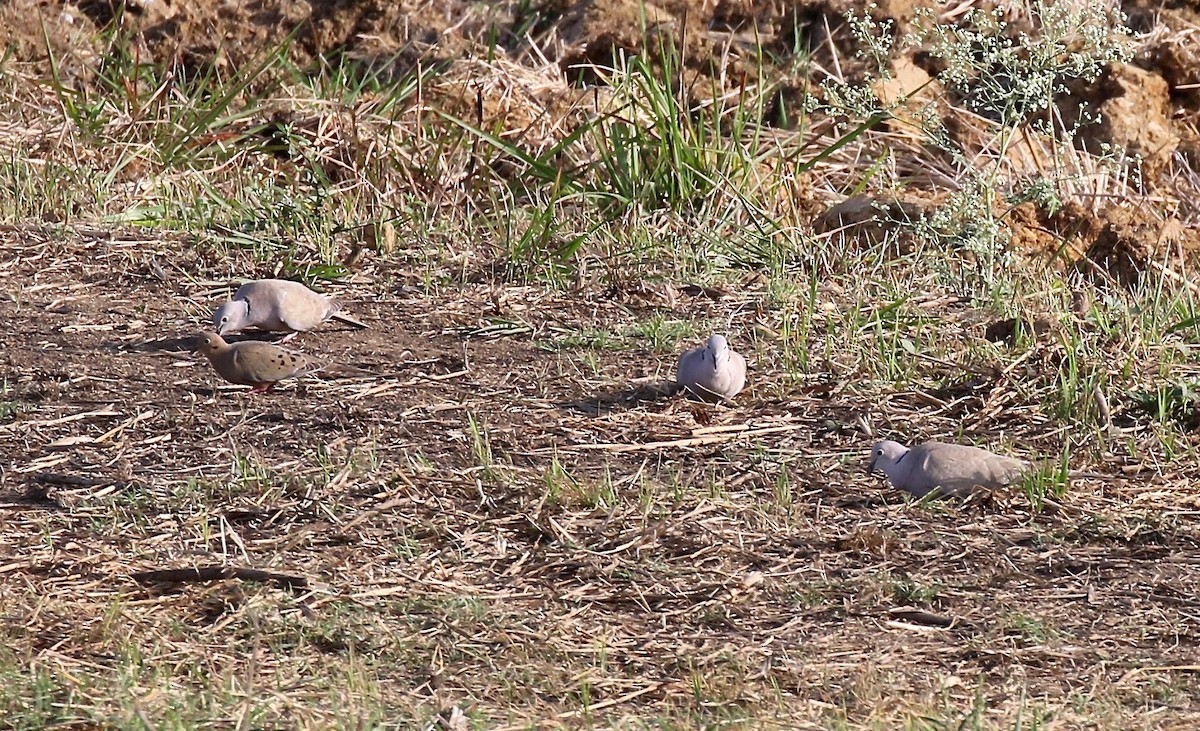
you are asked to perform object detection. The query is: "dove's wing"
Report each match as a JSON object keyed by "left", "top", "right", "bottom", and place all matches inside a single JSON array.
[
  {"left": 330, "top": 309, "right": 368, "bottom": 329},
  {"left": 675, "top": 346, "right": 712, "bottom": 393},
  {"left": 903, "top": 442, "right": 1031, "bottom": 497},
  {"left": 273, "top": 283, "right": 339, "bottom": 332},
  {"left": 222, "top": 341, "right": 321, "bottom": 385},
  {"left": 232, "top": 280, "right": 330, "bottom": 333},
  {"left": 716, "top": 349, "right": 747, "bottom": 399},
  {"left": 257, "top": 279, "right": 360, "bottom": 332}
]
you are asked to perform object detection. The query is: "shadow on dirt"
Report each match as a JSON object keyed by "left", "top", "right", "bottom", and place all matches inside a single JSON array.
[{"left": 562, "top": 380, "right": 681, "bottom": 416}]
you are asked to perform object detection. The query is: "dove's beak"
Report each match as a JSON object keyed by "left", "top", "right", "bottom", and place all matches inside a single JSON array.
[{"left": 867, "top": 455, "right": 878, "bottom": 474}]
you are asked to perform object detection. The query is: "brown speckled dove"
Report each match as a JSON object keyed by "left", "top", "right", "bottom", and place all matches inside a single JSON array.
[
  {"left": 675, "top": 334, "right": 747, "bottom": 401},
  {"left": 867, "top": 440, "right": 1032, "bottom": 498},
  {"left": 213, "top": 279, "right": 366, "bottom": 340},
  {"left": 196, "top": 331, "right": 322, "bottom": 393}
]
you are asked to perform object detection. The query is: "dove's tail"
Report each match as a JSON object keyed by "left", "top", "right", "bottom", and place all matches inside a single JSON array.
[
  {"left": 316, "top": 362, "right": 378, "bottom": 378},
  {"left": 1025, "top": 460, "right": 1112, "bottom": 482},
  {"left": 1066, "top": 469, "right": 1113, "bottom": 480},
  {"left": 331, "top": 312, "right": 368, "bottom": 329}
]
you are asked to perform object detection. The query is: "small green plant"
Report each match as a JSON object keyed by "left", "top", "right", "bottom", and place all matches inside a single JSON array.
[
  {"left": 466, "top": 413, "right": 496, "bottom": 475},
  {"left": 1129, "top": 381, "right": 1200, "bottom": 429},
  {"left": 542, "top": 453, "right": 576, "bottom": 506},
  {"left": 627, "top": 316, "right": 695, "bottom": 352},
  {"left": 870, "top": 570, "right": 942, "bottom": 606},
  {"left": 0, "top": 382, "right": 20, "bottom": 423},
  {"left": 0, "top": 654, "right": 60, "bottom": 728},
  {"left": 229, "top": 451, "right": 285, "bottom": 499},
  {"left": 1019, "top": 455, "right": 1070, "bottom": 513},
  {"left": 1003, "top": 613, "right": 1068, "bottom": 644},
  {"left": 542, "top": 457, "right": 615, "bottom": 508},
  {"left": 772, "top": 465, "right": 794, "bottom": 507},
  {"left": 889, "top": 576, "right": 942, "bottom": 606}
]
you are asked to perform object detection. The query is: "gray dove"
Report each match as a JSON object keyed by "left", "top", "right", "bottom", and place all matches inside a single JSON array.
[
  {"left": 675, "top": 334, "right": 747, "bottom": 401},
  {"left": 213, "top": 279, "right": 366, "bottom": 340},
  {"left": 867, "top": 440, "right": 1032, "bottom": 498}
]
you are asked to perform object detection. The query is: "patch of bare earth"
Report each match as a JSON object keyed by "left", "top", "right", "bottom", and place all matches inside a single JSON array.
[
  {"left": 0, "top": 226, "right": 1198, "bottom": 726},
  {"left": 1, "top": 0, "right": 1200, "bottom": 725}
]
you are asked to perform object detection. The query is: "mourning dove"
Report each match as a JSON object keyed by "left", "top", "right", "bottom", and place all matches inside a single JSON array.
[
  {"left": 213, "top": 279, "right": 366, "bottom": 340},
  {"left": 867, "top": 440, "right": 1032, "bottom": 498},
  {"left": 196, "top": 331, "right": 322, "bottom": 393},
  {"left": 675, "top": 334, "right": 747, "bottom": 401}
]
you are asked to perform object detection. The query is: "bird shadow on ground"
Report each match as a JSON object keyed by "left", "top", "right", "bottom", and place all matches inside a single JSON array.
[
  {"left": 120, "top": 335, "right": 198, "bottom": 353},
  {"left": 120, "top": 332, "right": 301, "bottom": 354},
  {"left": 0, "top": 483, "right": 63, "bottom": 509},
  {"left": 830, "top": 491, "right": 893, "bottom": 509},
  {"left": 562, "top": 380, "right": 682, "bottom": 416}
]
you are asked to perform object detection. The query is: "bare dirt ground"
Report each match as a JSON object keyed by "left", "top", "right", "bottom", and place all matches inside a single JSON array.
[
  {"left": 3, "top": 228, "right": 1200, "bottom": 726},
  {"left": 3, "top": 0, "right": 1200, "bottom": 728}
]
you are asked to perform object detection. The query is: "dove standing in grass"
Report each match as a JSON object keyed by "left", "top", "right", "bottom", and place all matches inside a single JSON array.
[
  {"left": 196, "top": 331, "right": 322, "bottom": 393},
  {"left": 867, "top": 440, "right": 1032, "bottom": 498},
  {"left": 675, "top": 334, "right": 747, "bottom": 401},
  {"left": 212, "top": 279, "right": 366, "bottom": 341}
]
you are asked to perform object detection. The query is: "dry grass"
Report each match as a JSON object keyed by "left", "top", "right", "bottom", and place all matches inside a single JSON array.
[
  {"left": 3, "top": 225, "right": 1200, "bottom": 729},
  {"left": 2, "top": 3, "right": 1200, "bottom": 729}
]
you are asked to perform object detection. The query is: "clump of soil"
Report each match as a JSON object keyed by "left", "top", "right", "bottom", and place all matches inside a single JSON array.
[
  {"left": 1127, "top": 1, "right": 1200, "bottom": 94},
  {"left": 1011, "top": 201, "right": 1200, "bottom": 288},
  {"left": 1083, "top": 211, "right": 1194, "bottom": 287},
  {"left": 553, "top": 0, "right": 712, "bottom": 86},
  {"left": 1062, "top": 64, "right": 1180, "bottom": 176},
  {"left": 2, "top": 0, "right": 525, "bottom": 78},
  {"left": 0, "top": 0, "right": 101, "bottom": 76}
]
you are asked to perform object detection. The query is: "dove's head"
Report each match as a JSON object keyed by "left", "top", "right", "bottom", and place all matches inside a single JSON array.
[
  {"left": 867, "top": 440, "right": 909, "bottom": 478},
  {"left": 195, "top": 331, "right": 229, "bottom": 356},
  {"left": 213, "top": 299, "right": 249, "bottom": 335},
  {"left": 706, "top": 334, "right": 730, "bottom": 365}
]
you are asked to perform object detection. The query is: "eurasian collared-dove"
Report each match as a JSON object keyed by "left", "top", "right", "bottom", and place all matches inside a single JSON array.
[
  {"left": 212, "top": 279, "right": 366, "bottom": 339},
  {"left": 867, "top": 440, "right": 1032, "bottom": 497},
  {"left": 196, "top": 331, "right": 322, "bottom": 393},
  {"left": 675, "top": 334, "right": 747, "bottom": 401}
]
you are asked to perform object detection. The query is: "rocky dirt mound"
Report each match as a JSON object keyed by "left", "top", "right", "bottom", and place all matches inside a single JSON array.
[{"left": 4, "top": 0, "right": 1200, "bottom": 283}]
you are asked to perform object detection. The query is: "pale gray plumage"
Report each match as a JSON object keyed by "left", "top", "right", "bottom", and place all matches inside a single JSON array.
[
  {"left": 867, "top": 440, "right": 1031, "bottom": 497},
  {"left": 213, "top": 279, "right": 365, "bottom": 338},
  {"left": 675, "top": 334, "right": 747, "bottom": 401}
]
